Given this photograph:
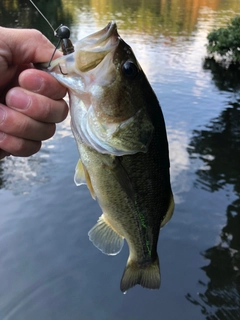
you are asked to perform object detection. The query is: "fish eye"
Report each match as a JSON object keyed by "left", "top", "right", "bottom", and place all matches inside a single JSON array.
[{"left": 122, "top": 61, "right": 139, "bottom": 79}]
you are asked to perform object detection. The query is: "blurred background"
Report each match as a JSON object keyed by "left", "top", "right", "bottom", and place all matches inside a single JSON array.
[{"left": 0, "top": 0, "right": 240, "bottom": 319}]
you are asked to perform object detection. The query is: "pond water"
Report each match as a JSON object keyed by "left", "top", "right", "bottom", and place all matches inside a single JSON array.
[{"left": 0, "top": 0, "right": 240, "bottom": 319}]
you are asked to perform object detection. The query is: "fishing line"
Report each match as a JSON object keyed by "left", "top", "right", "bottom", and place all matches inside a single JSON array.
[
  {"left": 29, "top": 0, "right": 55, "bottom": 34},
  {"left": 28, "top": 0, "right": 74, "bottom": 70}
]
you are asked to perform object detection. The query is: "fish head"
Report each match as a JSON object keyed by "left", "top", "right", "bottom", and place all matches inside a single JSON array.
[{"left": 48, "top": 21, "right": 154, "bottom": 155}]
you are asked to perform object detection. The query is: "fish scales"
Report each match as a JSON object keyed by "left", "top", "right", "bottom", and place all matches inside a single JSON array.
[{"left": 44, "top": 21, "right": 174, "bottom": 292}]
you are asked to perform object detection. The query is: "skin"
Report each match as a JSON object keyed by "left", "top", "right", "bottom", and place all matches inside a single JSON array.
[{"left": 0, "top": 27, "right": 69, "bottom": 160}]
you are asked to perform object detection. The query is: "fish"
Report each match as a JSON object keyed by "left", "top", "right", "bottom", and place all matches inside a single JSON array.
[{"left": 45, "top": 21, "right": 174, "bottom": 292}]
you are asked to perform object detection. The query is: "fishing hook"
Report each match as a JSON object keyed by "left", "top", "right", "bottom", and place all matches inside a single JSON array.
[{"left": 29, "top": 0, "right": 74, "bottom": 73}]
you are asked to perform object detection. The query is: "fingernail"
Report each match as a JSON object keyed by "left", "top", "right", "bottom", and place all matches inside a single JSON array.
[
  {"left": 7, "top": 89, "right": 31, "bottom": 110},
  {"left": 0, "top": 131, "right": 6, "bottom": 141},
  {"left": 0, "top": 107, "right": 6, "bottom": 124}
]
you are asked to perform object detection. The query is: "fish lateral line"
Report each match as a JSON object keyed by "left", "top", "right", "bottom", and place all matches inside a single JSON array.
[{"left": 133, "top": 200, "right": 152, "bottom": 257}]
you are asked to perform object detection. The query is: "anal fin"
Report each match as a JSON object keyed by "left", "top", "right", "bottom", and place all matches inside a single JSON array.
[{"left": 88, "top": 215, "right": 124, "bottom": 256}]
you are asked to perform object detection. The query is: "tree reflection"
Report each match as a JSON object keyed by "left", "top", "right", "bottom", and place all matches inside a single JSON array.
[
  {"left": 1, "top": 0, "right": 239, "bottom": 41},
  {"left": 186, "top": 61, "right": 240, "bottom": 319},
  {"left": 84, "top": 0, "right": 239, "bottom": 38},
  {"left": 0, "top": 0, "right": 73, "bottom": 42},
  {"left": 203, "top": 58, "right": 240, "bottom": 93},
  {"left": 189, "top": 102, "right": 240, "bottom": 193},
  {"left": 186, "top": 199, "right": 240, "bottom": 319}
]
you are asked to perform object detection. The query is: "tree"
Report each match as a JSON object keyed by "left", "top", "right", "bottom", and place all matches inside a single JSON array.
[{"left": 207, "top": 16, "right": 240, "bottom": 64}]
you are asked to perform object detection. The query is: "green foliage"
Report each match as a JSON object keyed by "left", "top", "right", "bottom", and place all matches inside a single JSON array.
[{"left": 207, "top": 16, "right": 240, "bottom": 63}]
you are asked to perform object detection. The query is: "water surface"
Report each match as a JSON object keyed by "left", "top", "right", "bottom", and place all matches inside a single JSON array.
[{"left": 0, "top": 0, "right": 240, "bottom": 319}]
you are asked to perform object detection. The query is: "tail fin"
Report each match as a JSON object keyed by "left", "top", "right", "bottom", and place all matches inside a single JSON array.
[{"left": 120, "top": 256, "right": 160, "bottom": 292}]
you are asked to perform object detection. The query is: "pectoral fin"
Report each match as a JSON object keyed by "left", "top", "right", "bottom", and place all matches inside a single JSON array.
[
  {"left": 88, "top": 214, "right": 124, "bottom": 255},
  {"left": 74, "top": 159, "right": 86, "bottom": 186},
  {"left": 74, "top": 159, "right": 96, "bottom": 200}
]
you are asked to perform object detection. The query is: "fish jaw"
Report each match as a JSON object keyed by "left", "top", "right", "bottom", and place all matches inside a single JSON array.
[
  {"left": 47, "top": 22, "right": 154, "bottom": 156},
  {"left": 47, "top": 21, "right": 120, "bottom": 94}
]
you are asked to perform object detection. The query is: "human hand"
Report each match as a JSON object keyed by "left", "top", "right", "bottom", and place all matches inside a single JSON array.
[{"left": 0, "top": 27, "right": 68, "bottom": 160}]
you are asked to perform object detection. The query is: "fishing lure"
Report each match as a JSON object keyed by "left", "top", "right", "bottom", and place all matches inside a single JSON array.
[{"left": 29, "top": 0, "right": 74, "bottom": 68}]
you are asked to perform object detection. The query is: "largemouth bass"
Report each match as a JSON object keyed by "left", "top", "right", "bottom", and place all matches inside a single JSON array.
[{"left": 46, "top": 21, "right": 174, "bottom": 292}]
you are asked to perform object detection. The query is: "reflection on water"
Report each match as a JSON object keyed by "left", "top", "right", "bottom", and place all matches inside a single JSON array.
[
  {"left": 0, "top": 118, "right": 72, "bottom": 195},
  {"left": 0, "top": 0, "right": 73, "bottom": 42},
  {"left": 168, "top": 127, "right": 191, "bottom": 203},
  {"left": 189, "top": 103, "right": 240, "bottom": 193},
  {"left": 186, "top": 60, "right": 240, "bottom": 319},
  {"left": 0, "top": 0, "right": 240, "bottom": 319},
  {"left": 203, "top": 58, "right": 240, "bottom": 95},
  {"left": 1, "top": 0, "right": 239, "bottom": 40},
  {"left": 186, "top": 199, "right": 240, "bottom": 319},
  {"left": 68, "top": 0, "right": 240, "bottom": 37},
  {"left": 0, "top": 154, "right": 51, "bottom": 194},
  {"left": 0, "top": 101, "right": 72, "bottom": 194}
]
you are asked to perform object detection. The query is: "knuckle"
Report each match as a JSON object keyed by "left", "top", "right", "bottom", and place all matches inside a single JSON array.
[{"left": 30, "top": 29, "right": 47, "bottom": 44}]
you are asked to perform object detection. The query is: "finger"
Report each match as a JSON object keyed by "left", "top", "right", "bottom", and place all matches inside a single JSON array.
[
  {"left": 0, "top": 27, "right": 61, "bottom": 65},
  {"left": 19, "top": 69, "right": 67, "bottom": 100},
  {"left": 0, "top": 104, "right": 56, "bottom": 141},
  {"left": 6, "top": 87, "right": 68, "bottom": 123},
  {"left": 0, "top": 149, "right": 11, "bottom": 160},
  {"left": 0, "top": 131, "right": 41, "bottom": 157}
]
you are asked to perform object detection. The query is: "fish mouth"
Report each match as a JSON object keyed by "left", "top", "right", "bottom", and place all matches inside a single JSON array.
[
  {"left": 46, "top": 21, "right": 120, "bottom": 73},
  {"left": 74, "top": 21, "right": 120, "bottom": 72},
  {"left": 78, "top": 21, "right": 119, "bottom": 50}
]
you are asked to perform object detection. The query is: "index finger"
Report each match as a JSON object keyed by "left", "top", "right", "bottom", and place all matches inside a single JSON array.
[
  {"left": 19, "top": 69, "right": 67, "bottom": 100},
  {"left": 0, "top": 27, "right": 60, "bottom": 65}
]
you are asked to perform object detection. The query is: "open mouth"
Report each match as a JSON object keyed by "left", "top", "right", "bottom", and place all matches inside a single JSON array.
[
  {"left": 77, "top": 21, "right": 119, "bottom": 51},
  {"left": 39, "top": 22, "right": 120, "bottom": 79},
  {"left": 74, "top": 21, "right": 120, "bottom": 72}
]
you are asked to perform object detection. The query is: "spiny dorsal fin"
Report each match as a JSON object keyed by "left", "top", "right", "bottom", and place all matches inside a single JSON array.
[
  {"left": 88, "top": 214, "right": 124, "bottom": 255},
  {"left": 74, "top": 159, "right": 96, "bottom": 200}
]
